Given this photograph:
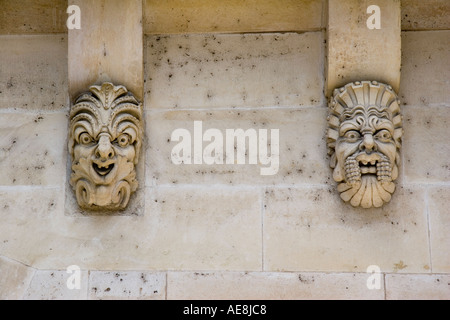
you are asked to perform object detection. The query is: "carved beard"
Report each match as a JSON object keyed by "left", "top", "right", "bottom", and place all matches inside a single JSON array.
[
  {"left": 337, "top": 153, "right": 396, "bottom": 208},
  {"left": 70, "top": 156, "right": 138, "bottom": 211}
]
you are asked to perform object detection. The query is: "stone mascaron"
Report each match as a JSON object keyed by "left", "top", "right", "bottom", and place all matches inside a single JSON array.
[
  {"left": 68, "top": 82, "right": 143, "bottom": 211},
  {"left": 327, "top": 81, "right": 403, "bottom": 208}
]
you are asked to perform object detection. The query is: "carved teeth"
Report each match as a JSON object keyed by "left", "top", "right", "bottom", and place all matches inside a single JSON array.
[
  {"left": 93, "top": 162, "right": 115, "bottom": 176},
  {"left": 360, "top": 167, "right": 377, "bottom": 174}
]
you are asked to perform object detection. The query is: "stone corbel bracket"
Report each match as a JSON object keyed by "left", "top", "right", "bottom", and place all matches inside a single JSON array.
[
  {"left": 68, "top": 82, "right": 144, "bottom": 211},
  {"left": 327, "top": 81, "right": 403, "bottom": 208}
]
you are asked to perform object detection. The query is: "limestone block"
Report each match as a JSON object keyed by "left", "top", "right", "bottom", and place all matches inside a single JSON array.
[
  {"left": 0, "top": 35, "right": 68, "bottom": 111},
  {"left": 327, "top": 0, "right": 401, "bottom": 96},
  {"left": 399, "top": 31, "right": 450, "bottom": 107},
  {"left": 68, "top": 0, "right": 143, "bottom": 101},
  {"left": 0, "top": 0, "right": 67, "bottom": 34},
  {"left": 0, "top": 189, "right": 65, "bottom": 267},
  {"left": 144, "top": 187, "right": 262, "bottom": 270},
  {"left": 88, "top": 271, "right": 165, "bottom": 300},
  {"left": 167, "top": 271, "right": 384, "bottom": 300},
  {"left": 145, "top": 32, "right": 324, "bottom": 109},
  {"left": 428, "top": 187, "right": 450, "bottom": 273},
  {"left": 402, "top": 106, "right": 450, "bottom": 183},
  {"left": 0, "top": 112, "right": 67, "bottom": 186},
  {"left": 401, "top": 0, "right": 450, "bottom": 30},
  {"left": 0, "top": 187, "right": 147, "bottom": 270},
  {"left": 23, "top": 270, "right": 88, "bottom": 300},
  {"left": 144, "top": 0, "right": 323, "bottom": 34},
  {"left": 385, "top": 274, "right": 450, "bottom": 300},
  {"left": 0, "top": 256, "right": 35, "bottom": 300},
  {"left": 264, "top": 186, "right": 430, "bottom": 272},
  {"left": 145, "top": 108, "right": 330, "bottom": 186},
  {"left": 0, "top": 186, "right": 261, "bottom": 271}
]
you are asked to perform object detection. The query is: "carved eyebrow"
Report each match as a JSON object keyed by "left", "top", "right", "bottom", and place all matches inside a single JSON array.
[
  {"left": 110, "top": 113, "right": 140, "bottom": 139},
  {"left": 70, "top": 116, "right": 96, "bottom": 138},
  {"left": 374, "top": 119, "right": 395, "bottom": 134},
  {"left": 339, "top": 121, "right": 360, "bottom": 136}
]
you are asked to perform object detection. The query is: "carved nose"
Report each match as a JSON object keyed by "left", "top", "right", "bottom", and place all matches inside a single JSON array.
[
  {"left": 360, "top": 133, "right": 375, "bottom": 152},
  {"left": 95, "top": 135, "right": 115, "bottom": 160}
]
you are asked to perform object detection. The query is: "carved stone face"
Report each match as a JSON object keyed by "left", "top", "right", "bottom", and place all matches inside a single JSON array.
[
  {"left": 328, "top": 81, "right": 402, "bottom": 208},
  {"left": 68, "top": 83, "right": 143, "bottom": 211}
]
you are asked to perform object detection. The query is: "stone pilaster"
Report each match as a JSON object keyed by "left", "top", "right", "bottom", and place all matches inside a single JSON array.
[
  {"left": 68, "top": 0, "right": 143, "bottom": 101},
  {"left": 326, "top": 0, "right": 401, "bottom": 97}
]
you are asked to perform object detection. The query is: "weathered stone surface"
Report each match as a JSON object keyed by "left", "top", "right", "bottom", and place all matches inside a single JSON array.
[
  {"left": 23, "top": 270, "right": 88, "bottom": 300},
  {"left": 167, "top": 271, "right": 384, "bottom": 300},
  {"left": 0, "top": 256, "right": 35, "bottom": 300},
  {"left": 0, "top": 0, "right": 67, "bottom": 34},
  {"left": 68, "top": 0, "right": 143, "bottom": 101},
  {"left": 88, "top": 271, "right": 165, "bottom": 300},
  {"left": 0, "top": 112, "right": 67, "bottom": 186},
  {"left": 327, "top": 0, "right": 401, "bottom": 96},
  {"left": 145, "top": 108, "right": 330, "bottom": 186},
  {"left": 0, "top": 0, "right": 448, "bottom": 301},
  {"left": 0, "top": 35, "right": 68, "bottom": 111},
  {"left": 401, "top": 0, "right": 450, "bottom": 30},
  {"left": 0, "top": 187, "right": 147, "bottom": 269},
  {"left": 386, "top": 274, "right": 450, "bottom": 299},
  {"left": 0, "top": 186, "right": 261, "bottom": 271},
  {"left": 264, "top": 186, "right": 430, "bottom": 272},
  {"left": 402, "top": 106, "right": 450, "bottom": 183},
  {"left": 144, "top": 0, "right": 323, "bottom": 34},
  {"left": 428, "top": 187, "right": 450, "bottom": 273},
  {"left": 145, "top": 32, "right": 324, "bottom": 109},
  {"left": 0, "top": 188, "right": 65, "bottom": 267},
  {"left": 144, "top": 187, "right": 262, "bottom": 270},
  {"left": 399, "top": 31, "right": 450, "bottom": 107}
]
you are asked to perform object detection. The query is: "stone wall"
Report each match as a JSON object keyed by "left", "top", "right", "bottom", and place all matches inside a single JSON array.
[{"left": 0, "top": 0, "right": 449, "bottom": 300}]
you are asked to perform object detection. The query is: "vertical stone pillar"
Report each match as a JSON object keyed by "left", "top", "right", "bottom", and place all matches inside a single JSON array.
[
  {"left": 326, "top": 0, "right": 401, "bottom": 97},
  {"left": 68, "top": 0, "right": 143, "bottom": 100},
  {"left": 326, "top": 0, "right": 403, "bottom": 208},
  {"left": 67, "top": 0, "right": 144, "bottom": 212}
]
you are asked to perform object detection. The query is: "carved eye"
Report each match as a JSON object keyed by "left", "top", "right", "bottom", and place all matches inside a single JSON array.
[
  {"left": 79, "top": 132, "right": 93, "bottom": 145},
  {"left": 116, "top": 133, "right": 131, "bottom": 147},
  {"left": 375, "top": 129, "right": 392, "bottom": 142},
  {"left": 343, "top": 130, "right": 361, "bottom": 142}
]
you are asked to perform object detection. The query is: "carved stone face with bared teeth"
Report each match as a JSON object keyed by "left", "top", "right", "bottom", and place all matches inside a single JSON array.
[
  {"left": 68, "top": 83, "right": 143, "bottom": 211},
  {"left": 335, "top": 106, "right": 397, "bottom": 184},
  {"left": 327, "top": 81, "right": 402, "bottom": 208}
]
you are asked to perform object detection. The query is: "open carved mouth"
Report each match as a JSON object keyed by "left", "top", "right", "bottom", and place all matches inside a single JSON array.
[
  {"left": 356, "top": 154, "right": 381, "bottom": 175},
  {"left": 93, "top": 162, "right": 115, "bottom": 176},
  {"left": 358, "top": 159, "right": 377, "bottom": 174}
]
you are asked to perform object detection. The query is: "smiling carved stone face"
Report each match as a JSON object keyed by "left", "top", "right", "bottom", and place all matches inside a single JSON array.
[
  {"left": 68, "top": 83, "right": 143, "bottom": 211},
  {"left": 327, "top": 81, "right": 403, "bottom": 208}
]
